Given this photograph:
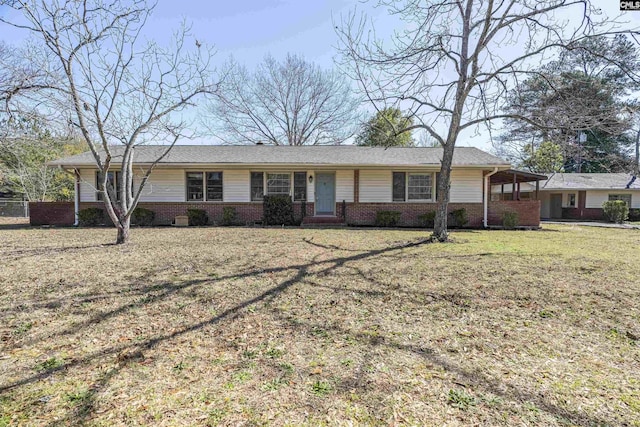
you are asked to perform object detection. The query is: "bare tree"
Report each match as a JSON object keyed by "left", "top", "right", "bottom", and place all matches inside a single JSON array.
[
  {"left": 208, "top": 53, "right": 360, "bottom": 145},
  {"left": 337, "top": 0, "right": 636, "bottom": 241},
  {"left": 1, "top": 0, "right": 217, "bottom": 244}
]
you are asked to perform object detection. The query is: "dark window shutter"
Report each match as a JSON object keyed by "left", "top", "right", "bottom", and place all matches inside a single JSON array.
[{"left": 392, "top": 172, "right": 406, "bottom": 202}]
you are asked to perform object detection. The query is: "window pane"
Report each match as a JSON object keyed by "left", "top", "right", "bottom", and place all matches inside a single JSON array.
[
  {"left": 392, "top": 172, "right": 406, "bottom": 202},
  {"left": 206, "top": 172, "right": 223, "bottom": 201},
  {"left": 568, "top": 194, "right": 576, "bottom": 207},
  {"left": 267, "top": 173, "right": 291, "bottom": 195},
  {"left": 609, "top": 194, "right": 631, "bottom": 206},
  {"left": 408, "top": 174, "right": 432, "bottom": 200},
  {"left": 186, "top": 172, "right": 204, "bottom": 201},
  {"left": 294, "top": 172, "right": 307, "bottom": 201},
  {"left": 251, "top": 172, "right": 264, "bottom": 201}
]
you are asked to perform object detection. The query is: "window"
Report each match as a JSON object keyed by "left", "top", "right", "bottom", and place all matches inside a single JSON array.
[
  {"left": 267, "top": 173, "right": 290, "bottom": 195},
  {"left": 568, "top": 193, "right": 576, "bottom": 207},
  {"left": 251, "top": 172, "right": 264, "bottom": 201},
  {"left": 392, "top": 172, "right": 406, "bottom": 202},
  {"left": 96, "top": 171, "right": 121, "bottom": 201},
  {"left": 186, "top": 172, "right": 204, "bottom": 201},
  {"left": 206, "top": 172, "right": 223, "bottom": 201},
  {"left": 186, "top": 172, "right": 224, "bottom": 201},
  {"left": 392, "top": 172, "right": 435, "bottom": 202},
  {"left": 609, "top": 194, "right": 632, "bottom": 206},
  {"left": 407, "top": 174, "right": 432, "bottom": 200},
  {"left": 294, "top": 172, "right": 307, "bottom": 201}
]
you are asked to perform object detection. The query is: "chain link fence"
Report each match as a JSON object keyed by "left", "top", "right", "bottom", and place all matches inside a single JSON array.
[{"left": 0, "top": 200, "right": 29, "bottom": 217}]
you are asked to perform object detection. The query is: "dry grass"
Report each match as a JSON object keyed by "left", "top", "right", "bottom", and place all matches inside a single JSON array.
[{"left": 1, "top": 224, "right": 639, "bottom": 426}]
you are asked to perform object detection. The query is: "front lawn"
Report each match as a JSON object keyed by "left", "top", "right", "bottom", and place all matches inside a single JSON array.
[{"left": 1, "top": 225, "right": 639, "bottom": 426}]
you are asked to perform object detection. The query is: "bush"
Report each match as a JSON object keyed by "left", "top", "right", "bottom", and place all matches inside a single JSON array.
[
  {"left": 418, "top": 211, "right": 436, "bottom": 228},
  {"left": 187, "top": 208, "right": 208, "bottom": 226},
  {"left": 627, "top": 208, "right": 640, "bottom": 222},
  {"left": 220, "top": 207, "right": 238, "bottom": 226},
  {"left": 263, "top": 195, "right": 295, "bottom": 225},
  {"left": 603, "top": 200, "right": 629, "bottom": 224},
  {"left": 131, "top": 207, "right": 155, "bottom": 226},
  {"left": 502, "top": 211, "right": 519, "bottom": 229},
  {"left": 78, "top": 207, "right": 104, "bottom": 226},
  {"left": 448, "top": 208, "right": 469, "bottom": 228},
  {"left": 375, "top": 210, "right": 401, "bottom": 227}
]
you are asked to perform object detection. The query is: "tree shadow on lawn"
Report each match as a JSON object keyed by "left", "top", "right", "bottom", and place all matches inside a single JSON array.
[{"left": 0, "top": 237, "right": 611, "bottom": 426}]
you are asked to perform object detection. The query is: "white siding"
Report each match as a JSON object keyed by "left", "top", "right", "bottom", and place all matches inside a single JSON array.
[
  {"left": 78, "top": 169, "right": 97, "bottom": 202},
  {"left": 335, "top": 170, "right": 354, "bottom": 203},
  {"left": 307, "top": 172, "right": 315, "bottom": 202},
  {"left": 223, "top": 170, "right": 250, "bottom": 202},
  {"left": 450, "top": 169, "right": 483, "bottom": 203},
  {"left": 137, "top": 169, "right": 185, "bottom": 202},
  {"left": 359, "top": 170, "right": 392, "bottom": 202},
  {"left": 586, "top": 190, "right": 640, "bottom": 209}
]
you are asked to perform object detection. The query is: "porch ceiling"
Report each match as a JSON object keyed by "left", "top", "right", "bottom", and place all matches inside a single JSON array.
[{"left": 490, "top": 169, "right": 548, "bottom": 185}]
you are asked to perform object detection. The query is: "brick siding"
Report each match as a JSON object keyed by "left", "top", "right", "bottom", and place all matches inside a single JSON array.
[
  {"left": 487, "top": 200, "right": 540, "bottom": 227},
  {"left": 29, "top": 202, "right": 75, "bottom": 226},
  {"left": 561, "top": 207, "right": 604, "bottom": 220},
  {"left": 29, "top": 199, "right": 542, "bottom": 227}
]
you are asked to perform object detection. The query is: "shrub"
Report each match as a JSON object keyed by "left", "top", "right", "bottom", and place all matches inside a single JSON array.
[
  {"left": 78, "top": 207, "right": 104, "bottom": 226},
  {"left": 418, "top": 211, "right": 436, "bottom": 228},
  {"left": 220, "top": 207, "right": 238, "bottom": 226},
  {"left": 502, "top": 211, "right": 519, "bottom": 229},
  {"left": 375, "top": 210, "right": 401, "bottom": 227},
  {"left": 187, "top": 208, "right": 208, "bottom": 226},
  {"left": 263, "top": 195, "right": 295, "bottom": 225},
  {"left": 627, "top": 208, "right": 640, "bottom": 222},
  {"left": 603, "top": 200, "right": 629, "bottom": 224},
  {"left": 448, "top": 208, "right": 469, "bottom": 228},
  {"left": 131, "top": 207, "right": 155, "bottom": 226}
]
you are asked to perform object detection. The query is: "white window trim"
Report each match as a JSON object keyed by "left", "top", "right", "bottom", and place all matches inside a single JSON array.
[
  {"left": 185, "top": 171, "right": 224, "bottom": 202},
  {"left": 393, "top": 171, "right": 437, "bottom": 203},
  {"left": 251, "top": 171, "right": 307, "bottom": 201}
]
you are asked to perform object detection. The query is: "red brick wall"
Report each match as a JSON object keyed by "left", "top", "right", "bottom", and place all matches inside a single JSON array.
[
  {"left": 562, "top": 207, "right": 604, "bottom": 220},
  {"left": 29, "top": 202, "right": 75, "bottom": 226},
  {"left": 342, "top": 202, "right": 484, "bottom": 227},
  {"left": 79, "top": 201, "right": 315, "bottom": 225},
  {"left": 488, "top": 200, "right": 540, "bottom": 227}
]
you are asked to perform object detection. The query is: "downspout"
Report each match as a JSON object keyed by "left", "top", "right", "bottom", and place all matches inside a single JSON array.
[
  {"left": 74, "top": 169, "right": 80, "bottom": 226},
  {"left": 483, "top": 168, "right": 499, "bottom": 228}
]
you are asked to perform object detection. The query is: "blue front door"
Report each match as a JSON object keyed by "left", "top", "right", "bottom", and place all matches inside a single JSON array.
[{"left": 315, "top": 173, "right": 335, "bottom": 215}]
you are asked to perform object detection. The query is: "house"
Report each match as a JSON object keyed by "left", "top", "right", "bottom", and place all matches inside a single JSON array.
[
  {"left": 37, "top": 145, "right": 544, "bottom": 227},
  {"left": 492, "top": 172, "right": 640, "bottom": 220}
]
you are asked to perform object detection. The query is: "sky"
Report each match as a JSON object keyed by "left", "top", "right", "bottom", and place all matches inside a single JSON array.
[{"left": 2, "top": 0, "right": 640, "bottom": 151}]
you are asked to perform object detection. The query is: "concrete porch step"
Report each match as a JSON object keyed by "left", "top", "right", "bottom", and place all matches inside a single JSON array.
[{"left": 301, "top": 216, "right": 346, "bottom": 226}]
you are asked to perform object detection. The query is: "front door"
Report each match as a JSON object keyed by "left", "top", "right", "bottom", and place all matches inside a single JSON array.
[
  {"left": 550, "top": 193, "right": 563, "bottom": 219},
  {"left": 315, "top": 173, "right": 335, "bottom": 215}
]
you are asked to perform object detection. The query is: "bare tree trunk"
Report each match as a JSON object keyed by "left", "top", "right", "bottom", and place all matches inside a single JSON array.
[
  {"left": 432, "top": 143, "right": 454, "bottom": 242},
  {"left": 116, "top": 215, "right": 130, "bottom": 245}
]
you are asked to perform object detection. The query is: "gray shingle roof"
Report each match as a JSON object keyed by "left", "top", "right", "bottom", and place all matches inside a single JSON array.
[
  {"left": 49, "top": 145, "right": 510, "bottom": 167},
  {"left": 541, "top": 173, "right": 640, "bottom": 190}
]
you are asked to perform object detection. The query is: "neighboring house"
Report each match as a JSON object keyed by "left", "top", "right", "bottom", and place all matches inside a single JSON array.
[
  {"left": 40, "top": 145, "right": 544, "bottom": 227},
  {"left": 492, "top": 173, "right": 640, "bottom": 220}
]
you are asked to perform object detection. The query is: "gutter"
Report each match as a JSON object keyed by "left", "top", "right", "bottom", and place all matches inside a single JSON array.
[{"left": 483, "top": 167, "right": 500, "bottom": 228}]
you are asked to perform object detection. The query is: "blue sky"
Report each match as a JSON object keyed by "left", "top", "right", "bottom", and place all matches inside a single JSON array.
[{"left": 2, "top": 0, "right": 639, "bottom": 150}]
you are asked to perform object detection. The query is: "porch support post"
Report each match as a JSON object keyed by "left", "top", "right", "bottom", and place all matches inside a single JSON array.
[
  {"left": 536, "top": 180, "right": 540, "bottom": 200},
  {"left": 512, "top": 172, "right": 516, "bottom": 201},
  {"left": 501, "top": 184, "right": 504, "bottom": 200},
  {"left": 517, "top": 182, "right": 521, "bottom": 201}
]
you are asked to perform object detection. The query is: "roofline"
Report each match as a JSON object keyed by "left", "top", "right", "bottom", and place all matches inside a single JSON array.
[
  {"left": 540, "top": 187, "right": 640, "bottom": 191},
  {"left": 50, "top": 162, "right": 511, "bottom": 169}
]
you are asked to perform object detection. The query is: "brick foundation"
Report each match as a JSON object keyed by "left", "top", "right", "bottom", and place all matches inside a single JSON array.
[
  {"left": 78, "top": 201, "right": 315, "bottom": 225},
  {"left": 561, "top": 207, "right": 604, "bottom": 220},
  {"left": 29, "top": 200, "right": 542, "bottom": 228},
  {"left": 29, "top": 202, "right": 75, "bottom": 226},
  {"left": 343, "top": 202, "right": 485, "bottom": 227},
  {"left": 487, "top": 200, "right": 540, "bottom": 227}
]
